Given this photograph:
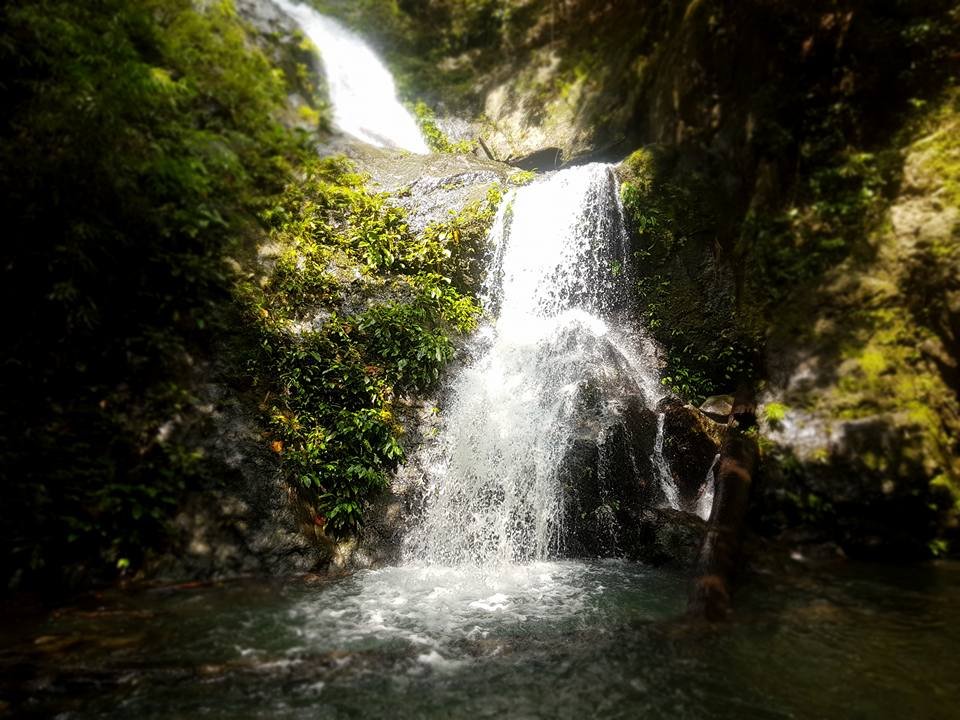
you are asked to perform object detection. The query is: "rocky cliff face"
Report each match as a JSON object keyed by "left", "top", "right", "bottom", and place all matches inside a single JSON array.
[
  {"left": 757, "top": 94, "right": 960, "bottom": 559},
  {"left": 407, "top": 0, "right": 960, "bottom": 556},
  {"left": 173, "top": 0, "right": 958, "bottom": 582}
]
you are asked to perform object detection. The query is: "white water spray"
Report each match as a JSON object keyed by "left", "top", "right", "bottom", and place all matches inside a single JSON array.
[
  {"left": 405, "top": 164, "right": 672, "bottom": 566},
  {"left": 695, "top": 453, "right": 720, "bottom": 521},
  {"left": 274, "top": 0, "right": 429, "bottom": 153},
  {"left": 652, "top": 412, "right": 680, "bottom": 509}
]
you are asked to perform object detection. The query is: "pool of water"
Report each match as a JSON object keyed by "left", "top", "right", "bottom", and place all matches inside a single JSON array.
[{"left": 2, "top": 560, "right": 958, "bottom": 719}]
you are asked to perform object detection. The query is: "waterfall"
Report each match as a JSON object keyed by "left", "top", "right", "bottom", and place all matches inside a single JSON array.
[
  {"left": 273, "top": 0, "right": 429, "bottom": 154},
  {"left": 405, "top": 164, "right": 669, "bottom": 566}
]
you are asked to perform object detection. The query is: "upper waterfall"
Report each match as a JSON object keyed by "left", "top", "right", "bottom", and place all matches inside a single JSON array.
[
  {"left": 274, "top": 0, "right": 429, "bottom": 154},
  {"left": 405, "top": 164, "right": 669, "bottom": 567}
]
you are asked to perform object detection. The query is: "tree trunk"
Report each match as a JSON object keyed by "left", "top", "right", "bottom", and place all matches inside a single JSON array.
[{"left": 687, "top": 384, "right": 758, "bottom": 621}]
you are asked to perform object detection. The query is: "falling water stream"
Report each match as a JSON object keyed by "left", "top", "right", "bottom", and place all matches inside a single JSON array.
[
  {"left": 274, "top": 0, "right": 429, "bottom": 153},
  {"left": 406, "top": 163, "right": 666, "bottom": 566},
  {"left": 276, "top": 162, "right": 678, "bottom": 677}
]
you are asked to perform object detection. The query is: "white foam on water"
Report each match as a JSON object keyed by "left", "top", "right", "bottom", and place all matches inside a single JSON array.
[{"left": 290, "top": 561, "right": 604, "bottom": 660}]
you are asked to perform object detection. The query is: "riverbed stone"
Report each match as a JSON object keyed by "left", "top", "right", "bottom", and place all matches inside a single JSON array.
[
  {"left": 699, "top": 395, "right": 733, "bottom": 422},
  {"left": 620, "top": 507, "right": 707, "bottom": 567}
]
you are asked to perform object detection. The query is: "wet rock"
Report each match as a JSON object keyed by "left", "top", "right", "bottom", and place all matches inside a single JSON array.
[
  {"left": 657, "top": 398, "right": 722, "bottom": 506},
  {"left": 559, "top": 393, "right": 659, "bottom": 557},
  {"left": 557, "top": 385, "right": 722, "bottom": 563},
  {"left": 621, "top": 508, "right": 707, "bottom": 567},
  {"left": 236, "top": 0, "right": 297, "bottom": 36},
  {"left": 699, "top": 395, "right": 733, "bottom": 422},
  {"left": 329, "top": 490, "right": 409, "bottom": 571},
  {"left": 395, "top": 169, "right": 504, "bottom": 235},
  {"left": 342, "top": 146, "right": 515, "bottom": 244},
  {"left": 755, "top": 412, "right": 943, "bottom": 560},
  {"left": 142, "top": 380, "right": 326, "bottom": 583},
  {"left": 342, "top": 394, "right": 448, "bottom": 571},
  {"left": 777, "top": 529, "right": 848, "bottom": 566}
]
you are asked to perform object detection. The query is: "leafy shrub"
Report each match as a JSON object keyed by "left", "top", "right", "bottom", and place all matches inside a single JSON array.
[
  {"left": 413, "top": 101, "right": 476, "bottom": 154},
  {"left": 246, "top": 158, "right": 498, "bottom": 535},
  {"left": 0, "top": 0, "right": 309, "bottom": 585}
]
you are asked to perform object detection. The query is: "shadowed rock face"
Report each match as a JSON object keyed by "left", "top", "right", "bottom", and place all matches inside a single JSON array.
[
  {"left": 755, "top": 412, "right": 944, "bottom": 560},
  {"left": 658, "top": 398, "right": 723, "bottom": 509},
  {"left": 757, "top": 111, "right": 960, "bottom": 559},
  {"left": 143, "top": 377, "right": 323, "bottom": 583},
  {"left": 508, "top": 147, "right": 564, "bottom": 172},
  {"left": 556, "top": 388, "right": 722, "bottom": 564},
  {"left": 628, "top": 507, "right": 707, "bottom": 567}
]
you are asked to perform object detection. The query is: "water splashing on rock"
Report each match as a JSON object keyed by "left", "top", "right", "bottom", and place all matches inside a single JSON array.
[
  {"left": 652, "top": 412, "right": 681, "bottom": 509},
  {"left": 696, "top": 453, "right": 720, "bottom": 521},
  {"left": 405, "top": 164, "right": 674, "bottom": 566}
]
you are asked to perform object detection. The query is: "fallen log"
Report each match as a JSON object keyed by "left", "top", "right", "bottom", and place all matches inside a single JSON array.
[{"left": 477, "top": 136, "right": 497, "bottom": 162}]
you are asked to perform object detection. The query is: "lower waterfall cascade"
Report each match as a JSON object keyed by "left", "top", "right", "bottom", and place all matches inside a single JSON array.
[{"left": 404, "top": 163, "right": 687, "bottom": 567}]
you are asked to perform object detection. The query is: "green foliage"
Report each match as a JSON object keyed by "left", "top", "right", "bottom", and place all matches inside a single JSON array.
[
  {"left": 763, "top": 402, "right": 788, "bottom": 423},
  {"left": 785, "top": 491, "right": 837, "bottom": 527},
  {"left": 747, "top": 150, "right": 898, "bottom": 307},
  {"left": 929, "top": 538, "right": 951, "bottom": 557},
  {"left": 620, "top": 149, "right": 761, "bottom": 404},
  {"left": 0, "top": 0, "right": 310, "bottom": 586},
  {"left": 509, "top": 170, "right": 536, "bottom": 186},
  {"left": 246, "top": 158, "right": 496, "bottom": 535},
  {"left": 413, "top": 101, "right": 476, "bottom": 153},
  {"left": 763, "top": 402, "right": 788, "bottom": 433},
  {"left": 420, "top": 183, "right": 504, "bottom": 293}
]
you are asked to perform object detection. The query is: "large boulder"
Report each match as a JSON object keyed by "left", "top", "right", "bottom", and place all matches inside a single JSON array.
[
  {"left": 622, "top": 507, "right": 707, "bottom": 567},
  {"left": 658, "top": 398, "right": 723, "bottom": 508},
  {"left": 558, "top": 389, "right": 659, "bottom": 557}
]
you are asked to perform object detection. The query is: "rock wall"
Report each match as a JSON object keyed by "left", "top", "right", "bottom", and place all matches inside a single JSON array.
[
  {"left": 757, "top": 97, "right": 960, "bottom": 559},
  {"left": 174, "top": 0, "right": 960, "bottom": 581},
  {"left": 434, "top": 0, "right": 960, "bottom": 556}
]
